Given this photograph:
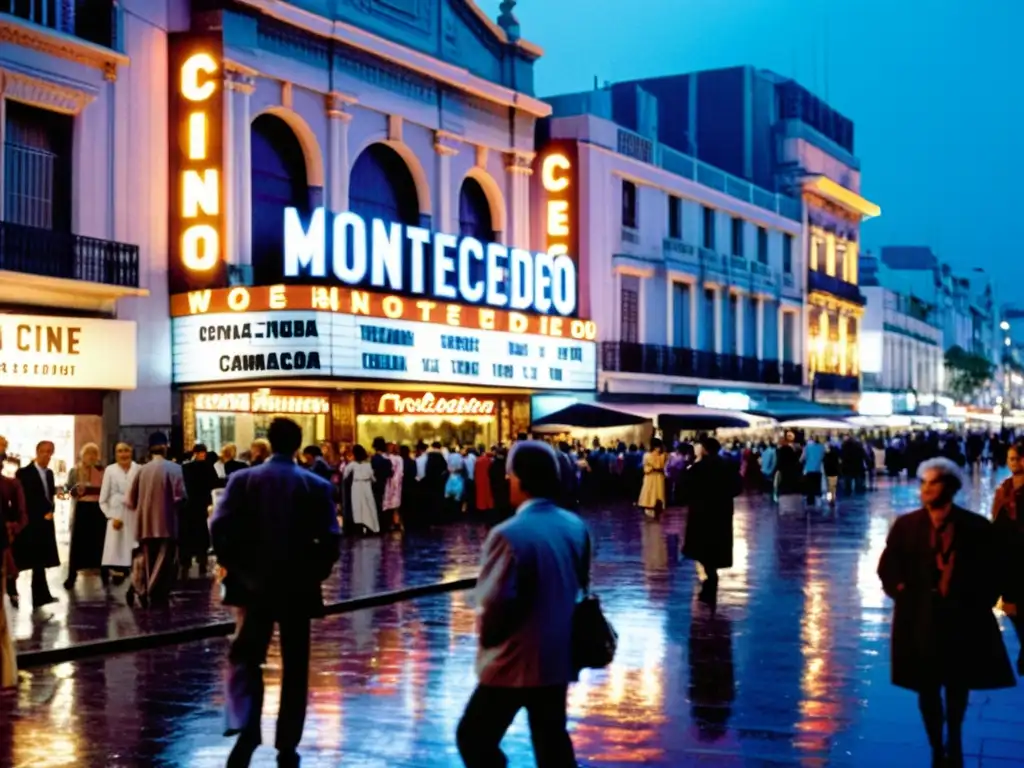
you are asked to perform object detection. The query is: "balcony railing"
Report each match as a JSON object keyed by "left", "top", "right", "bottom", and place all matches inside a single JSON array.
[
  {"left": 621, "top": 227, "right": 640, "bottom": 245},
  {"left": 601, "top": 341, "right": 803, "bottom": 387},
  {"left": 1, "top": 0, "right": 120, "bottom": 50},
  {"left": 0, "top": 220, "right": 140, "bottom": 288},
  {"left": 807, "top": 268, "right": 865, "bottom": 305},
  {"left": 811, "top": 371, "right": 860, "bottom": 394}
]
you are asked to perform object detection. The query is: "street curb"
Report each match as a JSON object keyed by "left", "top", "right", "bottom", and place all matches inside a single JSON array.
[{"left": 15, "top": 576, "right": 478, "bottom": 669}]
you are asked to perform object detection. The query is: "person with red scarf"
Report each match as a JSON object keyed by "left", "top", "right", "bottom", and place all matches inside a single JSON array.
[{"left": 991, "top": 441, "right": 1024, "bottom": 675}]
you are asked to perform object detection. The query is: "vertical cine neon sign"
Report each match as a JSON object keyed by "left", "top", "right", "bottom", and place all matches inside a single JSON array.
[
  {"left": 534, "top": 140, "right": 581, "bottom": 314},
  {"left": 180, "top": 53, "right": 220, "bottom": 271},
  {"left": 542, "top": 153, "right": 572, "bottom": 256},
  {"left": 169, "top": 33, "right": 224, "bottom": 292}
]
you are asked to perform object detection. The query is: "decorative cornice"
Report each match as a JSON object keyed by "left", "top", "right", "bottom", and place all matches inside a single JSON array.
[
  {"left": 505, "top": 150, "right": 535, "bottom": 175},
  {"left": 434, "top": 130, "right": 461, "bottom": 157},
  {"left": 224, "top": 60, "right": 258, "bottom": 94},
  {"left": 0, "top": 17, "right": 128, "bottom": 81},
  {"left": 0, "top": 68, "right": 95, "bottom": 114}
]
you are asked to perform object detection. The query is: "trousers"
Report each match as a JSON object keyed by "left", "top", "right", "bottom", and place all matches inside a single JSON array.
[
  {"left": 456, "top": 684, "right": 576, "bottom": 768},
  {"left": 225, "top": 605, "right": 312, "bottom": 754}
]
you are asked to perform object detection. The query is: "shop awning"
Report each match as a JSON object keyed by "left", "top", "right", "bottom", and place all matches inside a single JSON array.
[
  {"left": 612, "top": 403, "right": 775, "bottom": 431},
  {"left": 749, "top": 399, "right": 856, "bottom": 421},
  {"left": 531, "top": 403, "right": 650, "bottom": 431},
  {"left": 779, "top": 418, "right": 858, "bottom": 431}
]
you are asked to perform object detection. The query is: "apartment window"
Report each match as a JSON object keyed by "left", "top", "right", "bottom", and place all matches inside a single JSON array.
[
  {"left": 4, "top": 100, "right": 73, "bottom": 230},
  {"left": 622, "top": 180, "right": 637, "bottom": 229},
  {"left": 702, "top": 287, "right": 716, "bottom": 351},
  {"left": 810, "top": 234, "right": 826, "bottom": 271},
  {"left": 620, "top": 275, "right": 640, "bottom": 344},
  {"left": 836, "top": 242, "right": 847, "bottom": 282},
  {"left": 668, "top": 195, "right": 682, "bottom": 239},
  {"left": 702, "top": 205, "right": 715, "bottom": 249},
  {"left": 783, "top": 233, "right": 793, "bottom": 273},
  {"left": 727, "top": 293, "right": 739, "bottom": 354},
  {"left": 731, "top": 217, "right": 744, "bottom": 257},
  {"left": 757, "top": 226, "right": 768, "bottom": 264}
]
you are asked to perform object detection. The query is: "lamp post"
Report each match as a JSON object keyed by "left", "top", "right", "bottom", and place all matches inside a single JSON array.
[{"left": 1001, "top": 320, "right": 1011, "bottom": 434}]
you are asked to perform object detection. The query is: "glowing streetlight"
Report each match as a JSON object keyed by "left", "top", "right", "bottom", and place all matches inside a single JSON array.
[{"left": 1001, "top": 320, "right": 1010, "bottom": 331}]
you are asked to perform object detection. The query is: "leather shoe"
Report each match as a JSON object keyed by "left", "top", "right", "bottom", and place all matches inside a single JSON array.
[
  {"left": 226, "top": 736, "right": 259, "bottom": 768},
  {"left": 277, "top": 751, "right": 300, "bottom": 768}
]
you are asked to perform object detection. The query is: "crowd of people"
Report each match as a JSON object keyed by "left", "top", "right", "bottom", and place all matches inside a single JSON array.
[{"left": 2, "top": 423, "right": 1024, "bottom": 767}]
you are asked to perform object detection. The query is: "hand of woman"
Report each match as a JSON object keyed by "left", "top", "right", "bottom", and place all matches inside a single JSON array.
[
  {"left": 112, "top": 519, "right": 124, "bottom": 531},
  {"left": 44, "top": 513, "right": 54, "bottom": 520}
]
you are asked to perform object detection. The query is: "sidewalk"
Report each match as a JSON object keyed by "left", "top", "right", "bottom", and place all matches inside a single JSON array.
[{"left": 10, "top": 522, "right": 487, "bottom": 661}]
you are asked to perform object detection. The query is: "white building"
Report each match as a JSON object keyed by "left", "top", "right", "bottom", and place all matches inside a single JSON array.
[
  {"left": 541, "top": 85, "right": 806, "bottom": 413},
  {"left": 0, "top": 2, "right": 167, "bottom": 476},
  {"left": 860, "top": 285, "right": 944, "bottom": 397}
]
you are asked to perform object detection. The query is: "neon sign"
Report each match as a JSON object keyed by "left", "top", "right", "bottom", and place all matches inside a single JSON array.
[
  {"left": 283, "top": 208, "right": 578, "bottom": 317},
  {"left": 169, "top": 34, "right": 224, "bottom": 292},
  {"left": 536, "top": 141, "right": 579, "bottom": 264},
  {"left": 193, "top": 391, "right": 331, "bottom": 414},
  {"left": 376, "top": 392, "right": 497, "bottom": 416}
]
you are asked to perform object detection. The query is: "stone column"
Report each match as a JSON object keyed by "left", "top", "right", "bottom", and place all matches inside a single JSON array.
[
  {"left": 224, "top": 68, "right": 255, "bottom": 267},
  {"left": 778, "top": 305, "right": 785, "bottom": 365},
  {"left": 734, "top": 291, "right": 744, "bottom": 356},
  {"left": 434, "top": 131, "right": 460, "bottom": 234},
  {"left": 505, "top": 151, "right": 534, "bottom": 249},
  {"left": 689, "top": 283, "right": 698, "bottom": 349},
  {"left": 756, "top": 296, "right": 765, "bottom": 360},
  {"left": 327, "top": 92, "right": 356, "bottom": 213}
]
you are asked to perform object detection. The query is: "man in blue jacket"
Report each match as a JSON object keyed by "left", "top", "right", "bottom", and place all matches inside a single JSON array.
[
  {"left": 212, "top": 418, "right": 340, "bottom": 768},
  {"left": 457, "top": 440, "right": 591, "bottom": 767}
]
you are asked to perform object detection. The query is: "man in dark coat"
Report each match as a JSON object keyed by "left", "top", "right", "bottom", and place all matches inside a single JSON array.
[
  {"left": 181, "top": 443, "right": 219, "bottom": 578},
  {"left": 423, "top": 441, "right": 448, "bottom": 522},
  {"left": 878, "top": 457, "right": 1015, "bottom": 767},
  {"left": 14, "top": 440, "right": 60, "bottom": 608},
  {"left": 369, "top": 437, "right": 393, "bottom": 531},
  {"left": 211, "top": 418, "right": 340, "bottom": 768},
  {"left": 681, "top": 437, "right": 741, "bottom": 604}
]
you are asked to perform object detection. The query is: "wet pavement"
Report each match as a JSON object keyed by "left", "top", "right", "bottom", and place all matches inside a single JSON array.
[
  {"left": 3, "top": 472, "right": 1024, "bottom": 766},
  {"left": 10, "top": 525, "right": 487, "bottom": 655}
]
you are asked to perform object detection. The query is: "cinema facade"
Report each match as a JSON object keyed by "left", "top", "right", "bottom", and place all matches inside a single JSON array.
[{"left": 167, "top": 0, "right": 597, "bottom": 451}]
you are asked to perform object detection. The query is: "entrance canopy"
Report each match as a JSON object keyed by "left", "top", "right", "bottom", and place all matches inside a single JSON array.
[
  {"left": 531, "top": 402, "right": 773, "bottom": 432},
  {"left": 531, "top": 402, "right": 649, "bottom": 432}
]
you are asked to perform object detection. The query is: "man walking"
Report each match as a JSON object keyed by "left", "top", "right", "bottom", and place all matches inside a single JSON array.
[
  {"left": 801, "top": 436, "right": 826, "bottom": 508},
  {"left": 14, "top": 441, "right": 60, "bottom": 609},
  {"left": 212, "top": 418, "right": 340, "bottom": 768},
  {"left": 456, "top": 441, "right": 590, "bottom": 768},
  {"left": 126, "top": 432, "right": 186, "bottom": 608}
]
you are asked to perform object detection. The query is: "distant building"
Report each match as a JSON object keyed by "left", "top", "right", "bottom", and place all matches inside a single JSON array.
[
  {"left": 602, "top": 67, "right": 879, "bottom": 405},
  {"left": 539, "top": 83, "right": 805, "bottom": 413}
]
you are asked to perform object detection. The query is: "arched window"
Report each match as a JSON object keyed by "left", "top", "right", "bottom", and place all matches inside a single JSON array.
[
  {"left": 458, "top": 177, "right": 494, "bottom": 242},
  {"left": 251, "top": 114, "right": 309, "bottom": 283},
  {"left": 349, "top": 144, "right": 419, "bottom": 226}
]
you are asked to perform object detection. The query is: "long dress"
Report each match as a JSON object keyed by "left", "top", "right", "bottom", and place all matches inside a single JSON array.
[
  {"left": 99, "top": 461, "right": 140, "bottom": 569},
  {"left": 67, "top": 464, "right": 107, "bottom": 571},
  {"left": 638, "top": 451, "right": 667, "bottom": 511},
  {"left": 475, "top": 452, "right": 494, "bottom": 512},
  {"left": 344, "top": 461, "right": 379, "bottom": 533},
  {"left": 384, "top": 454, "right": 403, "bottom": 512}
]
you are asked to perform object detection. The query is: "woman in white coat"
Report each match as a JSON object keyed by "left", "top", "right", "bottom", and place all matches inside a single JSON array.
[{"left": 99, "top": 442, "right": 140, "bottom": 581}]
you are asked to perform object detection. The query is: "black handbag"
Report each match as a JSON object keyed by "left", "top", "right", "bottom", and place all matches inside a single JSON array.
[
  {"left": 571, "top": 535, "right": 617, "bottom": 671},
  {"left": 572, "top": 591, "right": 617, "bottom": 671}
]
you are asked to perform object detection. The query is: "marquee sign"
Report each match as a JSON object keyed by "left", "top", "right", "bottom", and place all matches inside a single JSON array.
[
  {"left": 171, "top": 285, "right": 598, "bottom": 340},
  {"left": 171, "top": 311, "right": 596, "bottom": 390},
  {"left": 283, "top": 208, "right": 579, "bottom": 317},
  {"left": 374, "top": 392, "right": 497, "bottom": 417},
  {"left": 169, "top": 33, "right": 225, "bottom": 293},
  {"left": 192, "top": 391, "right": 331, "bottom": 414},
  {"left": 0, "top": 314, "right": 136, "bottom": 390},
  {"left": 534, "top": 140, "right": 583, "bottom": 315}
]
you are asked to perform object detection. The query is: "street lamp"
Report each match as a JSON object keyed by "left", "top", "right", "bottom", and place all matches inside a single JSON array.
[{"left": 1001, "top": 320, "right": 1010, "bottom": 332}]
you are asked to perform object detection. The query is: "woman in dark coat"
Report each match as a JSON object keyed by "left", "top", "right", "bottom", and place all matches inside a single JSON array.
[
  {"left": 991, "top": 441, "right": 1024, "bottom": 675},
  {"left": 878, "top": 457, "right": 1015, "bottom": 768},
  {"left": 681, "top": 437, "right": 741, "bottom": 603}
]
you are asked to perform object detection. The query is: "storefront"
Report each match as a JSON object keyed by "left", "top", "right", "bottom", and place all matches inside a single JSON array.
[
  {"left": 0, "top": 312, "right": 137, "bottom": 539},
  {"left": 182, "top": 386, "right": 532, "bottom": 452}
]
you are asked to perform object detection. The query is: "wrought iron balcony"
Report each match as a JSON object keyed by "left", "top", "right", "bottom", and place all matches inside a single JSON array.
[
  {"left": 0, "top": 220, "right": 140, "bottom": 288},
  {"left": 601, "top": 341, "right": 803, "bottom": 387},
  {"left": 811, "top": 371, "right": 860, "bottom": 394},
  {"left": 807, "top": 268, "right": 865, "bottom": 305}
]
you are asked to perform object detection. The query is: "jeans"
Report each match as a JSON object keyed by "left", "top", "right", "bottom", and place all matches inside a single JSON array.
[{"left": 457, "top": 684, "right": 576, "bottom": 768}]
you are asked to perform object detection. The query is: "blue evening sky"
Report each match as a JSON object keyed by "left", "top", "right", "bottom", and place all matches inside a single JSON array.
[{"left": 503, "top": 0, "right": 1023, "bottom": 299}]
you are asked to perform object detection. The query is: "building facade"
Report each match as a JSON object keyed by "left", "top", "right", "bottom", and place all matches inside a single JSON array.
[
  {"left": 860, "top": 285, "right": 943, "bottom": 397},
  {"left": 539, "top": 84, "right": 804, "bottom": 415},
  {"left": 0, "top": 0, "right": 175, "bottom": 504},
  {"left": 163, "top": 0, "right": 597, "bottom": 451},
  {"left": 602, "top": 67, "right": 879, "bottom": 405}
]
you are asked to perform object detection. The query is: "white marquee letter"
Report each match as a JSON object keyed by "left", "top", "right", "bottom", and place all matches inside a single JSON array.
[
  {"left": 458, "top": 237, "right": 485, "bottom": 303},
  {"left": 406, "top": 226, "right": 431, "bottom": 294},
  {"left": 433, "top": 233, "right": 458, "bottom": 300},
  {"left": 533, "top": 250, "right": 553, "bottom": 314},
  {"left": 485, "top": 242, "right": 508, "bottom": 308},
  {"left": 283, "top": 207, "right": 325, "bottom": 277},
  {"left": 551, "top": 255, "right": 578, "bottom": 316},
  {"left": 371, "top": 219, "right": 404, "bottom": 291},
  {"left": 334, "top": 211, "right": 367, "bottom": 284},
  {"left": 509, "top": 248, "right": 534, "bottom": 311}
]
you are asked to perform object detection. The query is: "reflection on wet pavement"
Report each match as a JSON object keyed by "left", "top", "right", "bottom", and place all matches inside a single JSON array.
[{"left": 3, "top": 472, "right": 1023, "bottom": 766}]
